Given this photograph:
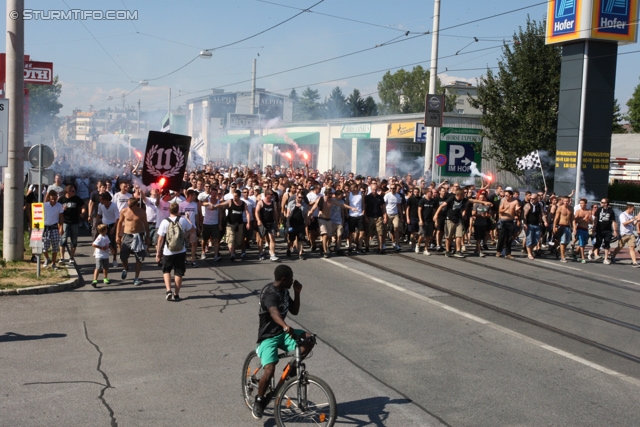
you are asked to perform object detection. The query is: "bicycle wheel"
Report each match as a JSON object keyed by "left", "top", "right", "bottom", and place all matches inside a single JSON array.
[
  {"left": 274, "top": 374, "right": 336, "bottom": 427},
  {"left": 241, "top": 350, "right": 263, "bottom": 410}
]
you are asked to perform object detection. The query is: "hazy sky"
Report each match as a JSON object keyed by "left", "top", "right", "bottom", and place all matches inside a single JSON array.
[{"left": 4, "top": 0, "right": 639, "bottom": 118}]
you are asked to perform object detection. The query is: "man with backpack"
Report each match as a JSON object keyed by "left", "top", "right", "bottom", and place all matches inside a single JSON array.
[{"left": 156, "top": 202, "right": 193, "bottom": 301}]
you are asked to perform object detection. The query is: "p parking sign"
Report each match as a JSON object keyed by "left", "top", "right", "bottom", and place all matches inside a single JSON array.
[{"left": 438, "top": 127, "right": 483, "bottom": 177}]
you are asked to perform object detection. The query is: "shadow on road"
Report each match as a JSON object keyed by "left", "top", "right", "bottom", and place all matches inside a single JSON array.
[
  {"left": 334, "top": 397, "right": 412, "bottom": 427},
  {"left": 0, "top": 332, "right": 67, "bottom": 343}
]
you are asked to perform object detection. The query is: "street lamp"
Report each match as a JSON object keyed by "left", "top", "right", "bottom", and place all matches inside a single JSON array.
[{"left": 199, "top": 50, "right": 212, "bottom": 59}]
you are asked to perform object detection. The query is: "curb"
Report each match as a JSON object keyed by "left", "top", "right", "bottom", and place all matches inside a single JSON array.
[{"left": 0, "top": 265, "right": 81, "bottom": 296}]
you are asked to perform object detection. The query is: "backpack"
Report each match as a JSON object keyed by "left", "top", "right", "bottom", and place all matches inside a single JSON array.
[{"left": 165, "top": 218, "right": 185, "bottom": 252}]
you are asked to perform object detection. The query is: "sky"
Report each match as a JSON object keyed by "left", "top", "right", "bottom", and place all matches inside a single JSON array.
[{"left": 3, "top": 0, "right": 639, "bottom": 119}]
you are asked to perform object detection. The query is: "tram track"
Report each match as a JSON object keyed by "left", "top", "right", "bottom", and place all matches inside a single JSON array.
[{"left": 344, "top": 253, "right": 640, "bottom": 364}]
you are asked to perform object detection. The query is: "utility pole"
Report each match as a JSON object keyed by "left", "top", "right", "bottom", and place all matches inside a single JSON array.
[
  {"left": 251, "top": 59, "right": 257, "bottom": 115},
  {"left": 424, "top": 0, "right": 441, "bottom": 181},
  {"left": 3, "top": 0, "right": 25, "bottom": 261},
  {"left": 137, "top": 99, "right": 140, "bottom": 133}
]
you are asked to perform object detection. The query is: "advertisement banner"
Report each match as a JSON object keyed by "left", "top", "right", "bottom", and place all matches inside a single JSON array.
[
  {"left": 547, "top": 0, "right": 582, "bottom": 44},
  {"left": 387, "top": 122, "right": 415, "bottom": 139},
  {"left": 142, "top": 131, "right": 192, "bottom": 191},
  {"left": 438, "top": 127, "right": 483, "bottom": 177},
  {"left": 259, "top": 93, "right": 285, "bottom": 121},
  {"left": 341, "top": 123, "right": 371, "bottom": 138},
  {"left": 591, "top": 0, "right": 638, "bottom": 42},
  {"left": 227, "top": 113, "right": 260, "bottom": 130}
]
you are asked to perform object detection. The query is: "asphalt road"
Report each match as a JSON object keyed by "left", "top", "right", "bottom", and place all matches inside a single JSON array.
[{"left": 1, "top": 234, "right": 639, "bottom": 427}]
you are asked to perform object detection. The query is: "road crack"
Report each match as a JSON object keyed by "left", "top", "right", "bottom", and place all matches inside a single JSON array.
[{"left": 83, "top": 322, "right": 118, "bottom": 427}]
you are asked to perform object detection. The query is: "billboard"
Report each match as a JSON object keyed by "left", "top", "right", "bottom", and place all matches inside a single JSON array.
[
  {"left": 258, "top": 93, "right": 285, "bottom": 121},
  {"left": 437, "top": 127, "right": 483, "bottom": 177},
  {"left": 546, "top": 0, "right": 639, "bottom": 44}
]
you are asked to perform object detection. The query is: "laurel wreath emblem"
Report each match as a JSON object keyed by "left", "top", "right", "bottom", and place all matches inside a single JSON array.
[{"left": 144, "top": 145, "right": 185, "bottom": 178}]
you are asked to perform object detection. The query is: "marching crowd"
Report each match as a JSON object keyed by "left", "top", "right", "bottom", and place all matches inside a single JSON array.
[{"left": 31, "top": 156, "right": 640, "bottom": 299}]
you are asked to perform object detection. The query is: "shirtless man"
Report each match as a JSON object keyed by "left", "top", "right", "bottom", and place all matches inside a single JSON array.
[
  {"left": 496, "top": 188, "right": 521, "bottom": 259},
  {"left": 309, "top": 188, "right": 356, "bottom": 258},
  {"left": 573, "top": 198, "right": 592, "bottom": 263},
  {"left": 553, "top": 196, "right": 575, "bottom": 263},
  {"left": 116, "top": 197, "right": 150, "bottom": 285}
]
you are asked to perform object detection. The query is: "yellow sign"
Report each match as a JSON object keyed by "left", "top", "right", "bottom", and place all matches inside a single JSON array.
[
  {"left": 31, "top": 202, "right": 45, "bottom": 229},
  {"left": 555, "top": 151, "right": 610, "bottom": 170},
  {"left": 387, "top": 122, "right": 415, "bottom": 138},
  {"left": 546, "top": 0, "right": 638, "bottom": 45}
]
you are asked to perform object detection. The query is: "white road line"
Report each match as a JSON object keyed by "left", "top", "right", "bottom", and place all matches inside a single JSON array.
[
  {"left": 537, "top": 260, "right": 640, "bottom": 286},
  {"left": 323, "top": 257, "right": 640, "bottom": 388},
  {"left": 620, "top": 280, "right": 640, "bottom": 287},
  {"left": 538, "top": 260, "right": 581, "bottom": 271}
]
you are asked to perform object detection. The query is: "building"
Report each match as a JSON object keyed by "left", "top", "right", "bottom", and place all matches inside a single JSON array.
[{"left": 444, "top": 81, "right": 481, "bottom": 115}]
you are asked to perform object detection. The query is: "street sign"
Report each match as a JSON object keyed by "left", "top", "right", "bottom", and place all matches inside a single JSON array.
[
  {"left": 435, "top": 154, "right": 447, "bottom": 166},
  {"left": 227, "top": 113, "right": 260, "bottom": 130},
  {"left": 28, "top": 144, "right": 55, "bottom": 168},
  {"left": 31, "top": 203, "right": 45, "bottom": 230},
  {"left": 438, "top": 127, "right": 483, "bottom": 177},
  {"left": 414, "top": 123, "right": 427, "bottom": 142},
  {"left": 424, "top": 94, "right": 444, "bottom": 128},
  {"left": 447, "top": 143, "right": 475, "bottom": 174},
  {"left": 28, "top": 168, "right": 55, "bottom": 186},
  {"left": 0, "top": 99, "right": 8, "bottom": 167},
  {"left": 29, "top": 229, "right": 43, "bottom": 255}
]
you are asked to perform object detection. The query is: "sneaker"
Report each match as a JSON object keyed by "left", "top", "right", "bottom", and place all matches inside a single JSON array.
[
  {"left": 360, "top": 248, "right": 365, "bottom": 254},
  {"left": 429, "top": 244, "right": 436, "bottom": 250},
  {"left": 200, "top": 253, "right": 206, "bottom": 260},
  {"left": 482, "top": 244, "right": 489, "bottom": 251},
  {"left": 594, "top": 255, "right": 603, "bottom": 261},
  {"left": 133, "top": 278, "right": 142, "bottom": 286},
  {"left": 395, "top": 245, "right": 401, "bottom": 252},
  {"left": 587, "top": 250, "right": 593, "bottom": 260},
  {"left": 415, "top": 245, "right": 420, "bottom": 254},
  {"left": 258, "top": 253, "right": 265, "bottom": 261},
  {"left": 610, "top": 256, "right": 616, "bottom": 264},
  {"left": 165, "top": 291, "right": 173, "bottom": 301},
  {"left": 322, "top": 253, "right": 329, "bottom": 258},
  {"left": 633, "top": 263, "right": 640, "bottom": 268},
  {"left": 213, "top": 255, "right": 221, "bottom": 262},
  {"left": 43, "top": 259, "right": 49, "bottom": 268},
  {"left": 423, "top": 250, "right": 431, "bottom": 256},
  {"left": 270, "top": 255, "right": 279, "bottom": 262},
  {"left": 603, "top": 259, "right": 611, "bottom": 265},
  {"left": 495, "top": 253, "right": 502, "bottom": 258},
  {"left": 240, "top": 252, "right": 247, "bottom": 259},
  {"left": 445, "top": 251, "right": 450, "bottom": 257},
  {"left": 461, "top": 245, "right": 467, "bottom": 253},
  {"left": 581, "top": 259, "right": 586, "bottom": 264},
  {"left": 113, "top": 259, "right": 118, "bottom": 268},
  {"left": 561, "top": 258, "right": 567, "bottom": 263},
  {"left": 252, "top": 396, "right": 266, "bottom": 420},
  {"left": 299, "top": 254, "right": 306, "bottom": 260},
  {"left": 52, "top": 264, "right": 60, "bottom": 270},
  {"left": 103, "top": 278, "right": 110, "bottom": 284},
  {"left": 437, "top": 246, "right": 444, "bottom": 252},
  {"left": 91, "top": 280, "right": 98, "bottom": 288},
  {"left": 453, "top": 252, "right": 465, "bottom": 258},
  {"left": 57, "top": 259, "right": 66, "bottom": 266},
  {"left": 191, "top": 261, "right": 197, "bottom": 268},
  {"left": 121, "top": 269, "right": 128, "bottom": 280},
  {"left": 68, "top": 258, "right": 75, "bottom": 265},
  {"left": 479, "top": 251, "right": 486, "bottom": 258},
  {"left": 173, "top": 294, "right": 181, "bottom": 301}
]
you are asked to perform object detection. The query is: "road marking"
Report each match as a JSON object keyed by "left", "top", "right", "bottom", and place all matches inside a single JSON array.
[
  {"left": 323, "top": 258, "right": 640, "bottom": 388},
  {"left": 537, "top": 260, "right": 640, "bottom": 286},
  {"left": 538, "top": 260, "right": 581, "bottom": 271},
  {"left": 620, "top": 280, "right": 640, "bottom": 287}
]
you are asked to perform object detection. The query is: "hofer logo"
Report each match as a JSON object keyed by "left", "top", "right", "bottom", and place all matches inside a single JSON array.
[
  {"left": 553, "top": 0, "right": 577, "bottom": 35},
  {"left": 603, "top": 0, "right": 628, "bottom": 15},
  {"left": 598, "top": 0, "right": 631, "bottom": 35}
]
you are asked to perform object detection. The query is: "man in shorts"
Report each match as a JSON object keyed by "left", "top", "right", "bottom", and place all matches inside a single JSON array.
[
  {"left": 179, "top": 189, "right": 201, "bottom": 267},
  {"left": 252, "top": 265, "right": 315, "bottom": 420},
  {"left": 58, "top": 185, "right": 86, "bottom": 265},
  {"left": 116, "top": 197, "right": 150, "bottom": 286},
  {"left": 573, "top": 198, "right": 592, "bottom": 263},
  {"left": 256, "top": 189, "right": 280, "bottom": 261},
  {"left": 610, "top": 204, "right": 639, "bottom": 267},
  {"left": 156, "top": 202, "right": 193, "bottom": 300},
  {"left": 553, "top": 196, "right": 575, "bottom": 263},
  {"left": 42, "top": 189, "right": 64, "bottom": 269}
]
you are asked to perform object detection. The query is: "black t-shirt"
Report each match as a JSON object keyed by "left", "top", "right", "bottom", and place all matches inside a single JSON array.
[
  {"left": 595, "top": 207, "right": 615, "bottom": 231},
  {"left": 290, "top": 205, "right": 305, "bottom": 227},
  {"left": 257, "top": 283, "right": 290, "bottom": 343},
  {"left": 365, "top": 193, "right": 385, "bottom": 218},
  {"left": 435, "top": 196, "right": 448, "bottom": 218},
  {"left": 58, "top": 195, "right": 85, "bottom": 224},
  {"left": 89, "top": 190, "right": 103, "bottom": 214},
  {"left": 407, "top": 195, "right": 420, "bottom": 219},
  {"left": 445, "top": 194, "right": 467, "bottom": 223},
  {"left": 418, "top": 197, "right": 438, "bottom": 222}
]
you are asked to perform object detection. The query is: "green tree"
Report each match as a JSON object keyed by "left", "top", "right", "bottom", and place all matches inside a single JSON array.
[
  {"left": 627, "top": 79, "right": 640, "bottom": 132},
  {"left": 346, "top": 89, "right": 365, "bottom": 117},
  {"left": 296, "top": 87, "right": 323, "bottom": 121},
  {"left": 324, "top": 86, "right": 347, "bottom": 119},
  {"left": 377, "top": 65, "right": 445, "bottom": 114},
  {"left": 612, "top": 98, "right": 626, "bottom": 134},
  {"left": 27, "top": 75, "right": 63, "bottom": 134},
  {"left": 362, "top": 96, "right": 378, "bottom": 117},
  {"left": 468, "top": 17, "right": 561, "bottom": 173}
]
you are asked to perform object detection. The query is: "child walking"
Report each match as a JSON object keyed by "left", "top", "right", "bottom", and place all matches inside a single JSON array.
[{"left": 92, "top": 224, "right": 111, "bottom": 288}]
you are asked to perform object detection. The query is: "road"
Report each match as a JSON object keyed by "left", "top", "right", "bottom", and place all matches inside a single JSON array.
[{"left": 1, "top": 233, "right": 639, "bottom": 427}]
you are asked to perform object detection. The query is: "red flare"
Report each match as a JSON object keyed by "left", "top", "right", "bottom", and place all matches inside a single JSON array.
[
  {"left": 302, "top": 152, "right": 309, "bottom": 160},
  {"left": 487, "top": 175, "right": 493, "bottom": 182},
  {"left": 158, "top": 177, "right": 167, "bottom": 188},
  {"left": 284, "top": 152, "right": 292, "bottom": 160},
  {"left": 134, "top": 150, "right": 142, "bottom": 160}
]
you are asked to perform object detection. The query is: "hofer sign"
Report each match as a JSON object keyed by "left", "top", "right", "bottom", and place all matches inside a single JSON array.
[{"left": 546, "top": 0, "right": 639, "bottom": 44}]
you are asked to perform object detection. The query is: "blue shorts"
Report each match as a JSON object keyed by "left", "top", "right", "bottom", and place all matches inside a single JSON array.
[
  {"left": 256, "top": 329, "right": 304, "bottom": 366},
  {"left": 525, "top": 225, "right": 541, "bottom": 247},
  {"left": 576, "top": 228, "right": 589, "bottom": 247},
  {"left": 559, "top": 226, "right": 573, "bottom": 245}
]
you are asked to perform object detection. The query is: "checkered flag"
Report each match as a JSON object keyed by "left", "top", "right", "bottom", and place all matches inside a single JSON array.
[{"left": 516, "top": 150, "right": 541, "bottom": 170}]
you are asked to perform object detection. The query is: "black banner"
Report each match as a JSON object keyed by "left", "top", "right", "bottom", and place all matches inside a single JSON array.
[{"left": 142, "top": 131, "right": 192, "bottom": 191}]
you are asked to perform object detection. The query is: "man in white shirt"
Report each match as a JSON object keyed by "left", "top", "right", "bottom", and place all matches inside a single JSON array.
[
  {"left": 179, "top": 189, "right": 201, "bottom": 267},
  {"left": 610, "top": 204, "right": 639, "bottom": 267},
  {"left": 156, "top": 202, "right": 193, "bottom": 301},
  {"left": 200, "top": 186, "right": 223, "bottom": 261},
  {"left": 97, "top": 192, "right": 120, "bottom": 267},
  {"left": 383, "top": 184, "right": 403, "bottom": 251},
  {"left": 42, "top": 189, "right": 64, "bottom": 269},
  {"left": 113, "top": 181, "right": 133, "bottom": 212},
  {"left": 347, "top": 183, "right": 365, "bottom": 253}
]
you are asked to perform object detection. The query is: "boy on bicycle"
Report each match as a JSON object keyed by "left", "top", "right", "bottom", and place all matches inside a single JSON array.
[{"left": 252, "top": 264, "right": 315, "bottom": 420}]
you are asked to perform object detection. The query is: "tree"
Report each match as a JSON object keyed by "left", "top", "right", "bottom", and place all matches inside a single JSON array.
[
  {"left": 377, "top": 65, "right": 445, "bottom": 114},
  {"left": 324, "top": 86, "right": 347, "bottom": 119},
  {"left": 468, "top": 17, "right": 561, "bottom": 173},
  {"left": 346, "top": 89, "right": 365, "bottom": 117},
  {"left": 295, "top": 87, "right": 323, "bottom": 121},
  {"left": 27, "top": 75, "right": 63, "bottom": 134},
  {"left": 362, "top": 96, "right": 378, "bottom": 117},
  {"left": 612, "top": 98, "right": 626, "bottom": 134},
  {"left": 627, "top": 79, "right": 640, "bottom": 132}
]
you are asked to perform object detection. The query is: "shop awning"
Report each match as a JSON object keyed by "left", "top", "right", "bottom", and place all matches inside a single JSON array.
[{"left": 261, "top": 132, "right": 319, "bottom": 145}]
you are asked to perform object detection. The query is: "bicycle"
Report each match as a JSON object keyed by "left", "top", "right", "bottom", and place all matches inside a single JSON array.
[{"left": 242, "top": 334, "right": 337, "bottom": 426}]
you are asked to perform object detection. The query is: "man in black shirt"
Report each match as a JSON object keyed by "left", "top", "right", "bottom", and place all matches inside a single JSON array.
[
  {"left": 252, "top": 265, "right": 314, "bottom": 419},
  {"left": 417, "top": 188, "right": 438, "bottom": 255},
  {"left": 58, "top": 184, "right": 86, "bottom": 265},
  {"left": 592, "top": 198, "right": 618, "bottom": 263},
  {"left": 405, "top": 187, "right": 422, "bottom": 252},
  {"left": 364, "top": 181, "right": 387, "bottom": 254}
]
